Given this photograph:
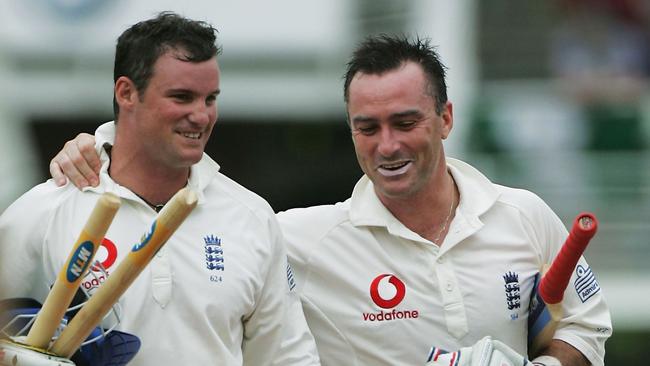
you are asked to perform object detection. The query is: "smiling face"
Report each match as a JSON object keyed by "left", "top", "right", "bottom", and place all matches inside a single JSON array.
[
  {"left": 119, "top": 50, "right": 221, "bottom": 170},
  {"left": 348, "top": 61, "right": 453, "bottom": 202}
]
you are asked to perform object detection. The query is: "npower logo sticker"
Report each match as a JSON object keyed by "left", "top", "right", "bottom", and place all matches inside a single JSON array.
[
  {"left": 133, "top": 221, "right": 156, "bottom": 252},
  {"left": 364, "top": 274, "right": 419, "bottom": 322},
  {"left": 370, "top": 274, "right": 406, "bottom": 308}
]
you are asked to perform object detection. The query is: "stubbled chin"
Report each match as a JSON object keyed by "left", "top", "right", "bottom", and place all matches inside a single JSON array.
[
  {"left": 175, "top": 144, "right": 204, "bottom": 165},
  {"left": 375, "top": 182, "right": 414, "bottom": 200},
  {"left": 370, "top": 168, "right": 417, "bottom": 197}
]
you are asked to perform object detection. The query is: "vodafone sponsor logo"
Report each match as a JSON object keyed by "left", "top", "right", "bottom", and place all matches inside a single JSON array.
[
  {"left": 82, "top": 238, "right": 118, "bottom": 291},
  {"left": 370, "top": 274, "right": 405, "bottom": 308},
  {"left": 81, "top": 273, "right": 107, "bottom": 291},
  {"left": 364, "top": 274, "right": 419, "bottom": 322},
  {"left": 91, "top": 238, "right": 118, "bottom": 271}
]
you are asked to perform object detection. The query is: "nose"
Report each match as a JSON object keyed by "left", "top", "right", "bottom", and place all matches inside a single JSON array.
[
  {"left": 377, "top": 128, "right": 400, "bottom": 157},
  {"left": 189, "top": 101, "right": 216, "bottom": 126}
]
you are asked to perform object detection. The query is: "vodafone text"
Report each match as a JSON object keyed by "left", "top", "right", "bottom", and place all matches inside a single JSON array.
[
  {"left": 362, "top": 308, "right": 419, "bottom": 322},
  {"left": 81, "top": 273, "right": 108, "bottom": 291}
]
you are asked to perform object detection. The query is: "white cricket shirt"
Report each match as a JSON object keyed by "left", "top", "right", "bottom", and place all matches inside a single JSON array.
[{"left": 278, "top": 158, "right": 611, "bottom": 366}]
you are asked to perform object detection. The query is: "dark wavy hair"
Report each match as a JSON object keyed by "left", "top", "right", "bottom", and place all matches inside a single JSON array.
[
  {"left": 343, "top": 34, "right": 448, "bottom": 114},
  {"left": 113, "top": 12, "right": 221, "bottom": 117}
]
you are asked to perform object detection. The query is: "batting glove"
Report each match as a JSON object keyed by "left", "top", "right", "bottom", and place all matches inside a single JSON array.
[{"left": 426, "top": 336, "right": 532, "bottom": 366}]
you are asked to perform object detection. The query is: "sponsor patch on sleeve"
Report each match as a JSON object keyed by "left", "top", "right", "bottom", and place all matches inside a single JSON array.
[
  {"left": 286, "top": 261, "right": 296, "bottom": 292},
  {"left": 574, "top": 264, "right": 600, "bottom": 302}
]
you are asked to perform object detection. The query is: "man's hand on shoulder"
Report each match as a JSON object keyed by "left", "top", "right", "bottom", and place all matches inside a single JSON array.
[{"left": 49, "top": 133, "right": 100, "bottom": 188}]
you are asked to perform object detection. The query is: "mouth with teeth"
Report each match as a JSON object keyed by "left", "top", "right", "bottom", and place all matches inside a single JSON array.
[
  {"left": 377, "top": 161, "right": 412, "bottom": 177},
  {"left": 180, "top": 131, "right": 202, "bottom": 140}
]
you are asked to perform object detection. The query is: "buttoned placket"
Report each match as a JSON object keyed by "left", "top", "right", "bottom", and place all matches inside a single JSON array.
[
  {"left": 432, "top": 210, "right": 484, "bottom": 340},
  {"left": 139, "top": 201, "right": 173, "bottom": 308},
  {"left": 151, "top": 244, "right": 172, "bottom": 308},
  {"left": 434, "top": 253, "right": 468, "bottom": 339}
]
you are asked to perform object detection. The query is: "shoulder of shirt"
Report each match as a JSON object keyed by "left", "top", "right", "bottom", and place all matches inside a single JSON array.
[
  {"left": 0, "top": 180, "right": 92, "bottom": 240},
  {"left": 276, "top": 202, "right": 351, "bottom": 272},
  {"left": 204, "top": 165, "right": 277, "bottom": 220},
  {"left": 492, "top": 182, "right": 565, "bottom": 259},
  {"left": 5, "top": 179, "right": 82, "bottom": 215},
  {"left": 494, "top": 183, "right": 547, "bottom": 210},
  {"left": 492, "top": 183, "right": 557, "bottom": 222},
  {"left": 276, "top": 201, "right": 351, "bottom": 254},
  {"left": 448, "top": 158, "right": 555, "bottom": 222}
]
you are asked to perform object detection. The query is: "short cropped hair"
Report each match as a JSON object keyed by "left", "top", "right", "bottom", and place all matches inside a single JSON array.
[
  {"left": 343, "top": 34, "right": 448, "bottom": 114},
  {"left": 113, "top": 11, "right": 221, "bottom": 117}
]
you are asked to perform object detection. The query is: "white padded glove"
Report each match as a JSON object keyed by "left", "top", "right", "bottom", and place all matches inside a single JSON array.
[
  {"left": 425, "top": 336, "right": 532, "bottom": 366},
  {"left": 0, "top": 340, "right": 75, "bottom": 366},
  {"left": 531, "top": 355, "right": 562, "bottom": 366}
]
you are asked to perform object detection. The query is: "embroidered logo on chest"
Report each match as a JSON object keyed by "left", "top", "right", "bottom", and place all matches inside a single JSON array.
[
  {"left": 503, "top": 271, "right": 521, "bottom": 319},
  {"left": 204, "top": 235, "right": 224, "bottom": 283}
]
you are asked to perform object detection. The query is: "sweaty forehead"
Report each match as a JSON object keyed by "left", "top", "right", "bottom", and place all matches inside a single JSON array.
[
  {"left": 155, "top": 52, "right": 219, "bottom": 73},
  {"left": 350, "top": 63, "right": 428, "bottom": 97},
  {"left": 347, "top": 63, "right": 431, "bottom": 110},
  {"left": 147, "top": 54, "right": 220, "bottom": 96}
]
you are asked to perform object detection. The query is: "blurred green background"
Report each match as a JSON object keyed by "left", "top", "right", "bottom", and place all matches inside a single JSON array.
[{"left": 1, "top": 0, "right": 649, "bottom": 363}]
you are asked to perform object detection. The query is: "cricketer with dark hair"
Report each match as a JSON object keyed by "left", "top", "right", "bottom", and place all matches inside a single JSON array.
[
  {"left": 0, "top": 12, "right": 319, "bottom": 366},
  {"left": 279, "top": 34, "right": 610, "bottom": 366}
]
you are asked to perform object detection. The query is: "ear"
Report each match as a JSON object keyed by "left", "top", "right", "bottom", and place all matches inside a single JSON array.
[
  {"left": 440, "top": 101, "right": 454, "bottom": 140},
  {"left": 114, "top": 76, "right": 139, "bottom": 112}
]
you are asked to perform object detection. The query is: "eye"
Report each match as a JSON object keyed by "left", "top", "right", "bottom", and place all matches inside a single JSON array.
[
  {"left": 205, "top": 94, "right": 217, "bottom": 105},
  {"left": 172, "top": 93, "right": 192, "bottom": 102},
  {"left": 396, "top": 120, "right": 416, "bottom": 129},
  {"left": 355, "top": 125, "right": 378, "bottom": 135}
]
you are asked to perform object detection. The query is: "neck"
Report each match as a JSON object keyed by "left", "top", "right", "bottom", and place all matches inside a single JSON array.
[
  {"left": 109, "top": 142, "right": 190, "bottom": 207},
  {"left": 379, "top": 169, "right": 458, "bottom": 245}
]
